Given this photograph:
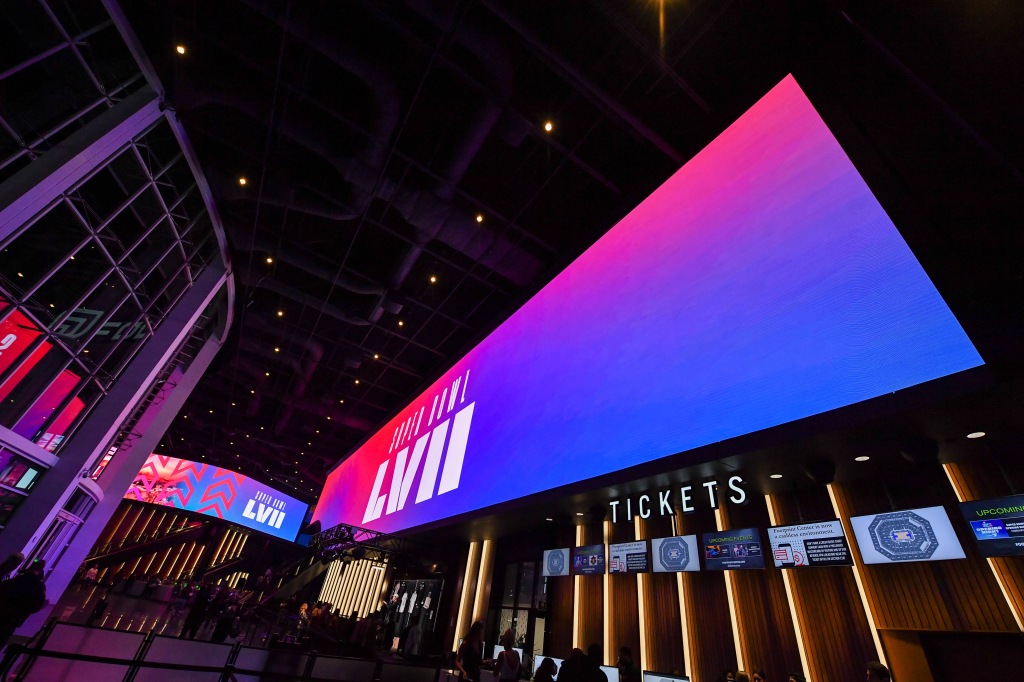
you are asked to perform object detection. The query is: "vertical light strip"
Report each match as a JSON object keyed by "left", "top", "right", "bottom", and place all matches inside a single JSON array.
[
  {"left": 473, "top": 539, "right": 495, "bottom": 624},
  {"left": 573, "top": 525, "right": 583, "bottom": 649},
  {"left": 210, "top": 529, "right": 229, "bottom": 566},
  {"left": 188, "top": 546, "right": 205, "bottom": 576},
  {"left": 672, "top": 514, "right": 694, "bottom": 681},
  {"left": 715, "top": 507, "right": 745, "bottom": 672},
  {"left": 827, "top": 483, "right": 887, "bottom": 665},
  {"left": 765, "top": 495, "right": 811, "bottom": 679},
  {"left": 453, "top": 541, "right": 481, "bottom": 653},
  {"left": 943, "top": 464, "right": 1024, "bottom": 631},
  {"left": 634, "top": 516, "right": 649, "bottom": 673},
  {"left": 603, "top": 520, "right": 612, "bottom": 666}
]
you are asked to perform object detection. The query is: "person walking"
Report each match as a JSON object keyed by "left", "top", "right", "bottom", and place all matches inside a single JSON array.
[{"left": 0, "top": 559, "right": 48, "bottom": 650}]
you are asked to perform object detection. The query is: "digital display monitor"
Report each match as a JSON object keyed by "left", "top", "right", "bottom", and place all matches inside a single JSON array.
[
  {"left": 850, "top": 506, "right": 966, "bottom": 564},
  {"left": 313, "top": 74, "right": 982, "bottom": 535},
  {"left": 959, "top": 494, "right": 1024, "bottom": 557},
  {"left": 702, "top": 528, "right": 766, "bottom": 570},
  {"left": 602, "top": 665, "right": 620, "bottom": 682},
  {"left": 644, "top": 673, "right": 690, "bottom": 682},
  {"left": 492, "top": 646, "right": 524, "bottom": 665},
  {"left": 609, "top": 541, "right": 649, "bottom": 573},
  {"left": 767, "top": 520, "right": 853, "bottom": 568},
  {"left": 573, "top": 544, "right": 606, "bottom": 575},
  {"left": 543, "top": 548, "right": 571, "bottom": 577},
  {"left": 650, "top": 535, "right": 701, "bottom": 573},
  {"left": 125, "top": 454, "right": 309, "bottom": 541}
]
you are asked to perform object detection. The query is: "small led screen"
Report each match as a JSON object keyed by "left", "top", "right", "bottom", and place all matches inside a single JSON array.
[
  {"left": 314, "top": 75, "right": 982, "bottom": 535},
  {"left": 126, "top": 454, "right": 308, "bottom": 541}
]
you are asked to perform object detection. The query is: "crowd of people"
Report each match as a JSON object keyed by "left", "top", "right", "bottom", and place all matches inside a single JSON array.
[{"left": 454, "top": 620, "right": 895, "bottom": 682}]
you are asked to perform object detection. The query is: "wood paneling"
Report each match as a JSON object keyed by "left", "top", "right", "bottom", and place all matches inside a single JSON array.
[
  {"left": 576, "top": 523, "right": 604, "bottom": 652},
  {"left": 945, "top": 459, "right": 1024, "bottom": 629},
  {"left": 545, "top": 526, "right": 577, "bottom": 658},
  {"left": 677, "top": 503, "right": 736, "bottom": 682},
  {"left": 608, "top": 521, "right": 640, "bottom": 667},
  {"left": 719, "top": 499, "right": 801, "bottom": 680},
  {"left": 831, "top": 465, "right": 1019, "bottom": 634},
  {"left": 638, "top": 514, "right": 685, "bottom": 676},
  {"left": 771, "top": 488, "right": 878, "bottom": 682}
]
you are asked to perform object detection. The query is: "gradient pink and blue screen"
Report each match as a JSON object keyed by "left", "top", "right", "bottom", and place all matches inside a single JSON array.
[{"left": 314, "top": 75, "right": 983, "bottom": 534}]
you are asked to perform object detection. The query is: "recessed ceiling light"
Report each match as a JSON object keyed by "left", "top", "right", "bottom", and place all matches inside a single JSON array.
[
  {"left": 175, "top": 44, "right": 186, "bottom": 55},
  {"left": 238, "top": 177, "right": 247, "bottom": 186},
  {"left": 373, "top": 353, "right": 379, "bottom": 359},
  {"left": 543, "top": 121, "right": 553, "bottom": 133},
  {"left": 339, "top": 399, "right": 344, "bottom": 404},
  {"left": 208, "top": 410, "right": 213, "bottom": 414},
  {"left": 250, "top": 389, "right": 255, "bottom": 394},
  {"left": 429, "top": 275, "right": 437, "bottom": 283},
  {"left": 274, "top": 347, "right": 280, "bottom": 353},
  {"left": 545, "top": 518, "right": 553, "bottom": 522},
  {"left": 576, "top": 512, "right": 584, "bottom": 516},
  {"left": 397, "top": 320, "right": 404, "bottom": 327},
  {"left": 855, "top": 456, "right": 871, "bottom": 462},
  {"left": 967, "top": 431, "right": 986, "bottom": 439},
  {"left": 770, "top": 474, "right": 783, "bottom": 479},
  {"left": 266, "top": 256, "right": 273, "bottom": 264},
  {"left": 276, "top": 310, "right": 284, "bottom": 317},
  {"left": 475, "top": 214, "right": 484, "bottom": 224},
  {"left": 265, "top": 372, "right": 270, "bottom": 377},
  {"left": 354, "top": 379, "right": 360, "bottom": 384}
]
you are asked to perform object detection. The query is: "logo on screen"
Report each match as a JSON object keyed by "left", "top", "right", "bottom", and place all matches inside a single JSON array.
[{"left": 363, "top": 370, "right": 475, "bottom": 523}]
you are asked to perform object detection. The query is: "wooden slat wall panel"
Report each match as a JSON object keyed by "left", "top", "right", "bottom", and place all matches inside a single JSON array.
[
  {"left": 608, "top": 521, "right": 640, "bottom": 667},
  {"left": 773, "top": 488, "right": 877, "bottom": 682},
  {"left": 547, "top": 557, "right": 575, "bottom": 658},
  {"left": 720, "top": 499, "right": 801, "bottom": 680},
  {"left": 639, "top": 514, "right": 685, "bottom": 675},
  {"left": 831, "top": 462, "right": 1018, "bottom": 632},
  {"left": 577, "top": 523, "right": 604, "bottom": 652},
  {"left": 945, "top": 459, "right": 1024, "bottom": 628},
  {"left": 677, "top": 504, "right": 736, "bottom": 682}
]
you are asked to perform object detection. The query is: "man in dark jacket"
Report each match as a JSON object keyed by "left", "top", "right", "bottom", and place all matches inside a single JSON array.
[{"left": 0, "top": 559, "right": 48, "bottom": 650}]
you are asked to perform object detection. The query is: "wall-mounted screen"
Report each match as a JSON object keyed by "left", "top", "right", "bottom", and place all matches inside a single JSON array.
[
  {"left": 650, "top": 535, "right": 701, "bottom": 573},
  {"left": 543, "top": 548, "right": 570, "bottom": 577},
  {"left": 959, "top": 494, "right": 1024, "bottom": 557},
  {"left": 313, "top": 74, "right": 982, "bottom": 535},
  {"left": 644, "top": 673, "right": 690, "bottom": 682},
  {"left": 850, "top": 506, "right": 966, "bottom": 564},
  {"left": 609, "top": 541, "right": 649, "bottom": 573},
  {"left": 767, "top": 520, "right": 853, "bottom": 568},
  {"left": 602, "top": 665, "right": 620, "bottom": 682},
  {"left": 125, "top": 454, "right": 308, "bottom": 541},
  {"left": 702, "top": 528, "right": 765, "bottom": 570},
  {"left": 573, "top": 544, "right": 606, "bottom": 575}
]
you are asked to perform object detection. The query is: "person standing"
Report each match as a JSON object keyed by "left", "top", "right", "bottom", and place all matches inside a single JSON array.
[
  {"left": 535, "top": 657, "right": 558, "bottom": 682},
  {"left": 0, "top": 552, "right": 24, "bottom": 582},
  {"left": 0, "top": 559, "right": 48, "bottom": 650},
  {"left": 456, "top": 620, "right": 485, "bottom": 681},
  {"left": 493, "top": 628, "right": 520, "bottom": 680},
  {"left": 617, "top": 646, "right": 641, "bottom": 682}
]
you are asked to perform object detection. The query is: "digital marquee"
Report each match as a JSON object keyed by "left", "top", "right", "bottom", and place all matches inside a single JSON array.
[
  {"left": 313, "top": 75, "right": 982, "bottom": 535},
  {"left": 125, "top": 454, "right": 308, "bottom": 541}
]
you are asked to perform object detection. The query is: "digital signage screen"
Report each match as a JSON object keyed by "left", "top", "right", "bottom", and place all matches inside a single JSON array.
[
  {"left": 573, "top": 544, "right": 606, "bottom": 575},
  {"left": 959, "top": 494, "right": 1024, "bottom": 557},
  {"left": 125, "top": 454, "right": 309, "bottom": 541},
  {"left": 702, "top": 528, "right": 766, "bottom": 570},
  {"left": 766, "top": 520, "right": 853, "bottom": 568},
  {"left": 543, "top": 548, "right": 570, "bottom": 577},
  {"left": 609, "top": 541, "right": 649, "bottom": 573},
  {"left": 313, "top": 74, "right": 982, "bottom": 535},
  {"left": 650, "top": 535, "right": 701, "bottom": 573},
  {"left": 850, "top": 506, "right": 966, "bottom": 564}
]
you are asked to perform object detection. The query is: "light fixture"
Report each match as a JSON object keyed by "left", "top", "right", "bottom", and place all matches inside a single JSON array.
[
  {"left": 429, "top": 275, "right": 437, "bottom": 283},
  {"left": 770, "top": 474, "right": 783, "bottom": 479},
  {"left": 576, "top": 512, "right": 584, "bottom": 516},
  {"left": 397, "top": 320, "right": 404, "bottom": 327},
  {"left": 238, "top": 177, "right": 248, "bottom": 186},
  {"left": 339, "top": 399, "right": 344, "bottom": 404},
  {"left": 967, "top": 431, "right": 986, "bottom": 439},
  {"left": 175, "top": 44, "right": 186, "bottom": 55},
  {"left": 16, "top": 272, "right": 23, "bottom": 278},
  {"left": 49, "top": 303, "right": 54, "bottom": 308},
  {"left": 231, "top": 402, "right": 236, "bottom": 406},
  {"left": 354, "top": 379, "right": 360, "bottom": 384},
  {"left": 545, "top": 518, "right": 553, "bottom": 522},
  {"left": 274, "top": 347, "right": 280, "bottom": 353},
  {"left": 855, "top": 456, "right": 871, "bottom": 462},
  {"left": 250, "top": 389, "right": 255, "bottom": 394},
  {"left": 326, "top": 416, "right": 331, "bottom": 420},
  {"left": 266, "top": 256, "right": 273, "bottom": 264},
  {"left": 208, "top": 410, "right": 213, "bottom": 414},
  {"left": 543, "top": 121, "right": 553, "bottom": 133},
  {"left": 373, "top": 353, "right": 379, "bottom": 359},
  {"left": 264, "top": 372, "right": 270, "bottom": 377},
  {"left": 475, "top": 213, "right": 484, "bottom": 224},
  {"left": 276, "top": 310, "right": 284, "bottom": 317}
]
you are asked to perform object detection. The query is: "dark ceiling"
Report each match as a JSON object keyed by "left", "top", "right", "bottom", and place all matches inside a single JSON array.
[{"left": 119, "top": 0, "right": 1024, "bottom": 509}]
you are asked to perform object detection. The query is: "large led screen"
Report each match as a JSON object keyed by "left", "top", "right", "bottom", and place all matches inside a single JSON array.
[
  {"left": 125, "top": 454, "right": 308, "bottom": 541},
  {"left": 314, "top": 75, "right": 983, "bottom": 535},
  {"left": 960, "top": 495, "right": 1024, "bottom": 557},
  {"left": 850, "top": 506, "right": 966, "bottom": 564}
]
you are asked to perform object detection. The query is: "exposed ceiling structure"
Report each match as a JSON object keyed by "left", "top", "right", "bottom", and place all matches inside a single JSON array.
[{"left": 119, "top": 0, "right": 1024, "bottom": 507}]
